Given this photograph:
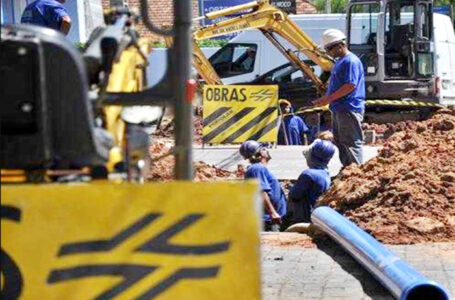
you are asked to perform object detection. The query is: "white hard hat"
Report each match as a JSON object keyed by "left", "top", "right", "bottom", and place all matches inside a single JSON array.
[{"left": 321, "top": 29, "right": 347, "bottom": 49}]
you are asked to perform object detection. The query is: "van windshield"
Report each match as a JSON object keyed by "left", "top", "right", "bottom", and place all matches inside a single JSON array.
[{"left": 209, "top": 43, "right": 257, "bottom": 78}]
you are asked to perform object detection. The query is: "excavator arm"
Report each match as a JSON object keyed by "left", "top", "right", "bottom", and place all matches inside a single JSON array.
[
  {"left": 164, "top": 35, "right": 223, "bottom": 85},
  {"left": 192, "top": 0, "right": 334, "bottom": 92}
]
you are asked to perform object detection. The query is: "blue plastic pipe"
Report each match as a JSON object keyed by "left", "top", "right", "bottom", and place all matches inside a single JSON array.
[{"left": 311, "top": 206, "right": 450, "bottom": 300}]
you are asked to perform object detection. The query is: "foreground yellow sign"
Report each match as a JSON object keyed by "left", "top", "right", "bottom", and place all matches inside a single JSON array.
[
  {"left": 202, "top": 85, "right": 279, "bottom": 144},
  {"left": 1, "top": 182, "right": 260, "bottom": 299}
]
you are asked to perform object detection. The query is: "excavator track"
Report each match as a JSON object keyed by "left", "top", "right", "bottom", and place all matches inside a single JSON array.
[{"left": 294, "top": 99, "right": 445, "bottom": 125}]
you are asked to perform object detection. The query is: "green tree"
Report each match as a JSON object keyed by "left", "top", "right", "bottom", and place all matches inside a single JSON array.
[
  {"left": 434, "top": 0, "right": 454, "bottom": 19},
  {"left": 314, "top": 0, "right": 348, "bottom": 13}
]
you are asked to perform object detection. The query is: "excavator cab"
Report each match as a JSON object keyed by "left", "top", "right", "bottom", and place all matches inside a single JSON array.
[{"left": 347, "top": 0, "right": 435, "bottom": 101}]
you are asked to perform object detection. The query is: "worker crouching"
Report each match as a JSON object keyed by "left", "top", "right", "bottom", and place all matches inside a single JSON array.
[
  {"left": 285, "top": 139, "right": 336, "bottom": 224},
  {"left": 240, "top": 141, "right": 287, "bottom": 232}
]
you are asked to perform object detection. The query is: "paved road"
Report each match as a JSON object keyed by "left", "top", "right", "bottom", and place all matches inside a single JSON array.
[
  {"left": 261, "top": 233, "right": 455, "bottom": 300},
  {"left": 194, "top": 145, "right": 380, "bottom": 179}
]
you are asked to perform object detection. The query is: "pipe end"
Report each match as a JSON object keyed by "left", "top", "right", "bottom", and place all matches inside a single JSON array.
[{"left": 401, "top": 281, "right": 449, "bottom": 300}]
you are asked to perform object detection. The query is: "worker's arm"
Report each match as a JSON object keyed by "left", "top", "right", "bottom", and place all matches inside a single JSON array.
[
  {"left": 262, "top": 191, "right": 282, "bottom": 224},
  {"left": 60, "top": 15, "right": 72, "bottom": 35},
  {"left": 312, "top": 83, "right": 355, "bottom": 107},
  {"left": 302, "top": 133, "right": 308, "bottom": 145}
]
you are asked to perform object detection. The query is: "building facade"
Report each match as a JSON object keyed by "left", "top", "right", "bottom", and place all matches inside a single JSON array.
[{"left": 101, "top": 0, "right": 316, "bottom": 40}]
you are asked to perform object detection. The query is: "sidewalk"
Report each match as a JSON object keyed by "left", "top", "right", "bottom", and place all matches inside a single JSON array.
[
  {"left": 194, "top": 145, "right": 380, "bottom": 179},
  {"left": 261, "top": 233, "right": 455, "bottom": 299}
]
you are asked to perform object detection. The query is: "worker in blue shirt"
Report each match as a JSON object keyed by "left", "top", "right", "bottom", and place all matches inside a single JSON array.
[
  {"left": 240, "top": 141, "right": 287, "bottom": 231},
  {"left": 313, "top": 29, "right": 365, "bottom": 166},
  {"left": 287, "top": 139, "right": 335, "bottom": 223},
  {"left": 21, "top": 0, "right": 72, "bottom": 35},
  {"left": 278, "top": 99, "right": 309, "bottom": 145}
]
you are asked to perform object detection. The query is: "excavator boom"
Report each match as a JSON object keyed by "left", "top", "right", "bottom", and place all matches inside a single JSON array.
[{"left": 191, "top": 0, "right": 334, "bottom": 92}]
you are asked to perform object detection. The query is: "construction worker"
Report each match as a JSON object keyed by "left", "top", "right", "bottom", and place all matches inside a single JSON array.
[
  {"left": 240, "top": 140, "right": 287, "bottom": 231},
  {"left": 239, "top": 47, "right": 256, "bottom": 71},
  {"left": 312, "top": 29, "right": 365, "bottom": 166},
  {"left": 278, "top": 100, "right": 309, "bottom": 145},
  {"left": 286, "top": 139, "right": 336, "bottom": 224},
  {"left": 21, "top": 0, "right": 72, "bottom": 35}
]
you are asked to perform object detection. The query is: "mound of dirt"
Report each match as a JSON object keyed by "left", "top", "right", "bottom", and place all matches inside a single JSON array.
[
  {"left": 261, "top": 232, "right": 316, "bottom": 248},
  {"left": 318, "top": 109, "right": 455, "bottom": 244},
  {"left": 153, "top": 114, "right": 203, "bottom": 144},
  {"left": 147, "top": 139, "right": 241, "bottom": 181}
]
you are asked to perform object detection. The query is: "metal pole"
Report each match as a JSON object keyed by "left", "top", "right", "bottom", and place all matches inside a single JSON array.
[{"left": 173, "top": 0, "right": 194, "bottom": 180}]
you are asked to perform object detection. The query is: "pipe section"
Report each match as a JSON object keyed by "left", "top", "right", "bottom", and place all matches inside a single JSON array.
[{"left": 311, "top": 206, "right": 449, "bottom": 300}]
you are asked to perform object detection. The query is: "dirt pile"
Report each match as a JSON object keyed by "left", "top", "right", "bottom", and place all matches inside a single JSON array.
[
  {"left": 153, "top": 115, "right": 203, "bottom": 144},
  {"left": 318, "top": 108, "right": 455, "bottom": 244},
  {"left": 147, "top": 139, "right": 241, "bottom": 181},
  {"left": 261, "top": 232, "right": 316, "bottom": 248},
  {"left": 362, "top": 120, "right": 438, "bottom": 145}
]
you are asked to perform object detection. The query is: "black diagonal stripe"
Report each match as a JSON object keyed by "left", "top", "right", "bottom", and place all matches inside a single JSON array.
[
  {"left": 247, "top": 118, "right": 279, "bottom": 141},
  {"left": 202, "top": 107, "right": 231, "bottom": 127},
  {"left": 221, "top": 107, "right": 277, "bottom": 143},
  {"left": 203, "top": 107, "right": 255, "bottom": 143},
  {"left": 58, "top": 213, "right": 161, "bottom": 256}
]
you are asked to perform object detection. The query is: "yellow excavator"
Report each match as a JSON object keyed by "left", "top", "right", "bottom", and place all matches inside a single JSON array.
[
  {"left": 169, "top": 0, "right": 445, "bottom": 124},
  {"left": 166, "top": 0, "right": 334, "bottom": 94},
  {"left": 1, "top": 1, "right": 195, "bottom": 183}
]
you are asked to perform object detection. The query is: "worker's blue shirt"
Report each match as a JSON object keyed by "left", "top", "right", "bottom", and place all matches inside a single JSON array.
[
  {"left": 245, "top": 162, "right": 287, "bottom": 222},
  {"left": 289, "top": 167, "right": 331, "bottom": 206},
  {"left": 328, "top": 52, "right": 365, "bottom": 113},
  {"left": 21, "top": 0, "right": 68, "bottom": 31},
  {"left": 278, "top": 115, "right": 309, "bottom": 145}
]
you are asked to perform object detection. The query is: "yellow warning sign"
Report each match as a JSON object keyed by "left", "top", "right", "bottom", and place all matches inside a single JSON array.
[
  {"left": 1, "top": 182, "right": 261, "bottom": 300},
  {"left": 202, "top": 85, "right": 279, "bottom": 144}
]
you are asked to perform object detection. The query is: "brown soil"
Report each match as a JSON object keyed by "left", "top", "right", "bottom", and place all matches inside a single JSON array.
[
  {"left": 318, "top": 108, "right": 455, "bottom": 244},
  {"left": 261, "top": 232, "right": 316, "bottom": 248},
  {"left": 147, "top": 136, "right": 241, "bottom": 182},
  {"left": 154, "top": 114, "right": 203, "bottom": 144}
]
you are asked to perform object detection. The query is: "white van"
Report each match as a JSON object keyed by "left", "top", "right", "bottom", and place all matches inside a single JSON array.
[
  {"left": 208, "top": 13, "right": 455, "bottom": 105},
  {"left": 433, "top": 14, "right": 455, "bottom": 105},
  {"left": 209, "top": 13, "right": 345, "bottom": 85}
]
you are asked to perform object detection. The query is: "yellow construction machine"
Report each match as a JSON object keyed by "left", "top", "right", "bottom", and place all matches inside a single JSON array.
[
  {"left": 175, "top": 0, "right": 446, "bottom": 124},
  {"left": 164, "top": 0, "right": 334, "bottom": 92},
  {"left": 1, "top": 0, "right": 195, "bottom": 183}
]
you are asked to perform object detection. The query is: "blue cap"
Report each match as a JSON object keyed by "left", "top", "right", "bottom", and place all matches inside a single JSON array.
[
  {"left": 239, "top": 140, "right": 263, "bottom": 159},
  {"left": 310, "top": 139, "right": 335, "bottom": 164}
]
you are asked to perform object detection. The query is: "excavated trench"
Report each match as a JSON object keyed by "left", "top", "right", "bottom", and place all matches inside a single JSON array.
[{"left": 148, "top": 108, "right": 455, "bottom": 245}]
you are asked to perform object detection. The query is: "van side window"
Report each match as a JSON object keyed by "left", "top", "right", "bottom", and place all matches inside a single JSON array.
[{"left": 209, "top": 43, "right": 257, "bottom": 78}]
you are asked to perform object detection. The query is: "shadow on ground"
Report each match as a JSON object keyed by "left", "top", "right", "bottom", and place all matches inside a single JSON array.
[{"left": 313, "top": 237, "right": 395, "bottom": 300}]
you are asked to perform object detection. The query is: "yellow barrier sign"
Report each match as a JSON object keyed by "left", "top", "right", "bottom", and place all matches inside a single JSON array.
[
  {"left": 202, "top": 85, "right": 279, "bottom": 144},
  {"left": 1, "top": 182, "right": 260, "bottom": 300}
]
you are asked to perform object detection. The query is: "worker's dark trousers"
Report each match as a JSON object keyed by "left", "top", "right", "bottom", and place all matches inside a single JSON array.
[
  {"left": 284, "top": 197, "right": 312, "bottom": 224},
  {"left": 264, "top": 223, "right": 281, "bottom": 232},
  {"left": 331, "top": 110, "right": 364, "bottom": 166}
]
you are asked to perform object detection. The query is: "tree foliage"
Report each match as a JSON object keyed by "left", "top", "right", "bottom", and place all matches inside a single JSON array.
[{"left": 314, "top": 0, "right": 348, "bottom": 13}]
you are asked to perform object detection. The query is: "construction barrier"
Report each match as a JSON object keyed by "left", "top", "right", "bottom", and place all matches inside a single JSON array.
[
  {"left": 202, "top": 85, "right": 279, "bottom": 144},
  {"left": 295, "top": 99, "right": 444, "bottom": 115},
  {"left": 1, "top": 182, "right": 261, "bottom": 300}
]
